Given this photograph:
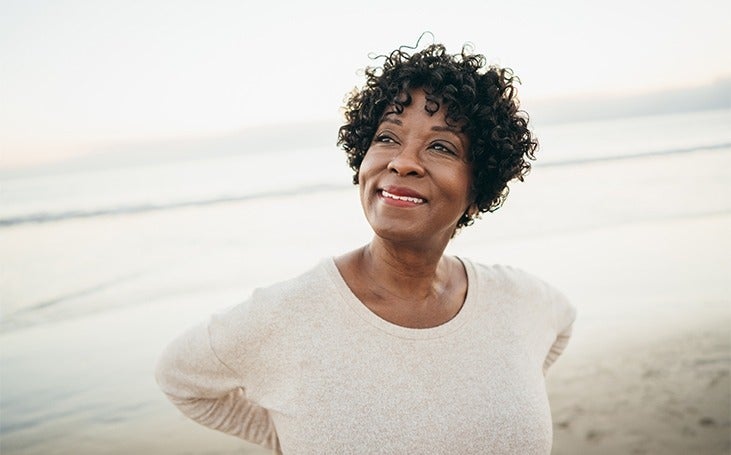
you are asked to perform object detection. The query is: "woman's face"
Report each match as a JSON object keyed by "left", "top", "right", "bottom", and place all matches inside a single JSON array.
[{"left": 358, "top": 89, "right": 473, "bottom": 245}]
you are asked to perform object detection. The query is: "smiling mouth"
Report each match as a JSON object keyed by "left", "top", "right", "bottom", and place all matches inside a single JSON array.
[{"left": 379, "top": 189, "right": 426, "bottom": 204}]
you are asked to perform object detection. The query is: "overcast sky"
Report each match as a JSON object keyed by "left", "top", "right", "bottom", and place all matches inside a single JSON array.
[{"left": 1, "top": 0, "right": 730, "bottom": 168}]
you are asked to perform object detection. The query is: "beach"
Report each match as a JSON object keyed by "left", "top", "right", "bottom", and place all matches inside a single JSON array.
[
  {"left": 550, "top": 317, "right": 730, "bottom": 455},
  {"left": 1, "top": 109, "right": 730, "bottom": 454}
]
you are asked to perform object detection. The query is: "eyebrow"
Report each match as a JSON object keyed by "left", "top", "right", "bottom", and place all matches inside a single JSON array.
[
  {"left": 381, "top": 117, "right": 462, "bottom": 134},
  {"left": 381, "top": 117, "right": 402, "bottom": 126},
  {"left": 431, "top": 125, "right": 463, "bottom": 134}
]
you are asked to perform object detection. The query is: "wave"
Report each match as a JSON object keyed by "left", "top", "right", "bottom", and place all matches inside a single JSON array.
[
  {"left": 0, "top": 183, "right": 348, "bottom": 228},
  {"left": 2, "top": 143, "right": 729, "bottom": 228},
  {"left": 538, "top": 142, "right": 731, "bottom": 167}
]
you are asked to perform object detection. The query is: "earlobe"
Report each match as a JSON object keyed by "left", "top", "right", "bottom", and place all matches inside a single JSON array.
[{"left": 466, "top": 203, "right": 479, "bottom": 218}]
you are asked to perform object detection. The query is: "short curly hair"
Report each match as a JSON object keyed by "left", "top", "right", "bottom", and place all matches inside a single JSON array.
[{"left": 337, "top": 41, "right": 538, "bottom": 230}]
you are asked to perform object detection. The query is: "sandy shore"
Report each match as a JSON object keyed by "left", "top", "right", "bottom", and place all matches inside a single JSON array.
[
  {"left": 2, "top": 302, "right": 727, "bottom": 455},
  {"left": 148, "top": 314, "right": 731, "bottom": 455},
  {"left": 549, "top": 317, "right": 730, "bottom": 455},
  {"left": 141, "top": 315, "right": 731, "bottom": 455}
]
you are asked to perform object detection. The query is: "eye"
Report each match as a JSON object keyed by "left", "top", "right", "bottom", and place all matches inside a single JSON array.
[
  {"left": 431, "top": 142, "right": 457, "bottom": 156},
  {"left": 374, "top": 133, "right": 396, "bottom": 144}
]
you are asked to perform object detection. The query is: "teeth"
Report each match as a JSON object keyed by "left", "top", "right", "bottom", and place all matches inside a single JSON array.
[{"left": 382, "top": 190, "right": 425, "bottom": 204}]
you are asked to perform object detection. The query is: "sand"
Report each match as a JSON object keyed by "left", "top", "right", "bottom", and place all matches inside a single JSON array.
[{"left": 549, "top": 318, "right": 730, "bottom": 455}]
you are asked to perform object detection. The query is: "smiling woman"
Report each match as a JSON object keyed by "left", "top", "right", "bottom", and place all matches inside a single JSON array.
[
  {"left": 338, "top": 42, "right": 538, "bottom": 230},
  {"left": 155, "top": 38, "right": 576, "bottom": 454},
  {"left": 357, "top": 89, "right": 474, "bottom": 245}
]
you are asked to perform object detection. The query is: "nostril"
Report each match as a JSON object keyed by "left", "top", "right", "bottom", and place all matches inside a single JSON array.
[
  {"left": 387, "top": 160, "right": 400, "bottom": 174},
  {"left": 387, "top": 154, "right": 424, "bottom": 177}
]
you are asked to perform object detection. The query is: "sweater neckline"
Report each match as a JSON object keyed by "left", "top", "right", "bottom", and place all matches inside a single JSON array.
[{"left": 324, "top": 256, "right": 478, "bottom": 340}]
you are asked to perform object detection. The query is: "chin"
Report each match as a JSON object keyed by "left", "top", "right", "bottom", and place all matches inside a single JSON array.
[
  {"left": 370, "top": 222, "right": 419, "bottom": 240},
  {"left": 370, "top": 222, "right": 451, "bottom": 246}
]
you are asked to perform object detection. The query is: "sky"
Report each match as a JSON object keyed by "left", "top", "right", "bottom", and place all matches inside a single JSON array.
[{"left": 1, "top": 0, "right": 730, "bottom": 168}]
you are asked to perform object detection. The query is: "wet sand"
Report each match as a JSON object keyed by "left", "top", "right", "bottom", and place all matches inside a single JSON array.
[{"left": 549, "top": 317, "right": 730, "bottom": 455}]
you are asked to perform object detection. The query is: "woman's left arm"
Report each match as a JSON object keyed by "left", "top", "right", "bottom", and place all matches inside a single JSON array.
[{"left": 543, "top": 288, "right": 577, "bottom": 374}]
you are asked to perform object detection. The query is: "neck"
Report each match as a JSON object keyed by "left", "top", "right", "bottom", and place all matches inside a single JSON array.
[{"left": 361, "top": 236, "right": 450, "bottom": 299}]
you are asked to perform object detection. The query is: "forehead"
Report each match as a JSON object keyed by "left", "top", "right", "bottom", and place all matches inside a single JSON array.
[
  {"left": 379, "top": 115, "right": 464, "bottom": 139},
  {"left": 379, "top": 90, "right": 471, "bottom": 152},
  {"left": 382, "top": 89, "right": 466, "bottom": 129}
]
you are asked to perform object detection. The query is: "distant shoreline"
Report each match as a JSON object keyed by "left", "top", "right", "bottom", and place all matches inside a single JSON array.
[
  {"left": 527, "top": 77, "right": 731, "bottom": 125},
  {"left": 1, "top": 81, "right": 729, "bottom": 176}
]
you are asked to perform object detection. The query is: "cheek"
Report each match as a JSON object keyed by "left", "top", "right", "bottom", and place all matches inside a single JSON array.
[
  {"left": 357, "top": 155, "right": 372, "bottom": 199},
  {"left": 453, "top": 170, "right": 475, "bottom": 206},
  {"left": 357, "top": 149, "right": 380, "bottom": 185}
]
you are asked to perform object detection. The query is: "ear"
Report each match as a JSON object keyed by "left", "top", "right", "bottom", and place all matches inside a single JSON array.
[{"left": 466, "top": 203, "right": 479, "bottom": 218}]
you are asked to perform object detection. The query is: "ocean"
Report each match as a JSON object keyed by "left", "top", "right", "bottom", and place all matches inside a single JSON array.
[
  {"left": 1, "top": 108, "right": 729, "bottom": 454},
  {"left": 2, "top": 109, "right": 729, "bottom": 229}
]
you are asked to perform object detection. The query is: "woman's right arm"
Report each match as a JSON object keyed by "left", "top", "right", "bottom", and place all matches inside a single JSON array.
[{"left": 155, "top": 317, "right": 280, "bottom": 452}]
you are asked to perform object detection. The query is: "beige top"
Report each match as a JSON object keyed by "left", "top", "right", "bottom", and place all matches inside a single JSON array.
[{"left": 155, "top": 257, "right": 576, "bottom": 454}]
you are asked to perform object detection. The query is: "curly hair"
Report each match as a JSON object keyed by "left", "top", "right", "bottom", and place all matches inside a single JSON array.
[{"left": 337, "top": 41, "right": 538, "bottom": 230}]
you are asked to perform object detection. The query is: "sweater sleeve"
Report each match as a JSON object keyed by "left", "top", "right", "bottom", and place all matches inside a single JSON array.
[
  {"left": 542, "top": 286, "right": 577, "bottom": 374},
  {"left": 155, "top": 311, "right": 281, "bottom": 453}
]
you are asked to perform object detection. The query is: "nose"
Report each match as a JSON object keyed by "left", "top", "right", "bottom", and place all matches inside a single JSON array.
[{"left": 387, "top": 144, "right": 425, "bottom": 177}]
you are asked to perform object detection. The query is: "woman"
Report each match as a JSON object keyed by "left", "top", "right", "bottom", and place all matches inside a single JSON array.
[{"left": 156, "top": 40, "right": 576, "bottom": 454}]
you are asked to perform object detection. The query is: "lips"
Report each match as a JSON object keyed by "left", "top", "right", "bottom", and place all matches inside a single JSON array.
[{"left": 378, "top": 186, "right": 427, "bottom": 205}]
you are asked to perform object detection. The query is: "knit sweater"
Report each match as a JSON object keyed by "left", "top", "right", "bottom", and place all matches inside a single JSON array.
[{"left": 155, "top": 257, "right": 576, "bottom": 454}]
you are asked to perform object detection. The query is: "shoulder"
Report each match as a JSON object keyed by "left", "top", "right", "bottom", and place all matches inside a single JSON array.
[
  {"left": 462, "top": 258, "right": 576, "bottom": 329},
  {"left": 252, "top": 260, "right": 331, "bottom": 306},
  {"left": 465, "top": 259, "right": 551, "bottom": 295},
  {"left": 207, "top": 260, "right": 335, "bottom": 354}
]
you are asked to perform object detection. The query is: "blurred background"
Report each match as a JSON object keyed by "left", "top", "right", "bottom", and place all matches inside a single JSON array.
[{"left": 1, "top": 1, "right": 729, "bottom": 454}]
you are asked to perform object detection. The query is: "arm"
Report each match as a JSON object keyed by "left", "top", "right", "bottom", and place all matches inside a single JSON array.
[
  {"left": 542, "top": 287, "right": 577, "bottom": 375},
  {"left": 155, "top": 318, "right": 280, "bottom": 452},
  {"left": 542, "top": 323, "right": 573, "bottom": 374}
]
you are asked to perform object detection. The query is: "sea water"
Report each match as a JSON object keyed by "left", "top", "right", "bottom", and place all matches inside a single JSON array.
[
  {"left": 0, "top": 108, "right": 729, "bottom": 454},
  {"left": 2, "top": 109, "right": 729, "bottom": 228}
]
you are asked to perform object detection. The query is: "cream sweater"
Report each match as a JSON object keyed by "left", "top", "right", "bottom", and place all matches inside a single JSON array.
[{"left": 156, "top": 257, "right": 575, "bottom": 454}]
